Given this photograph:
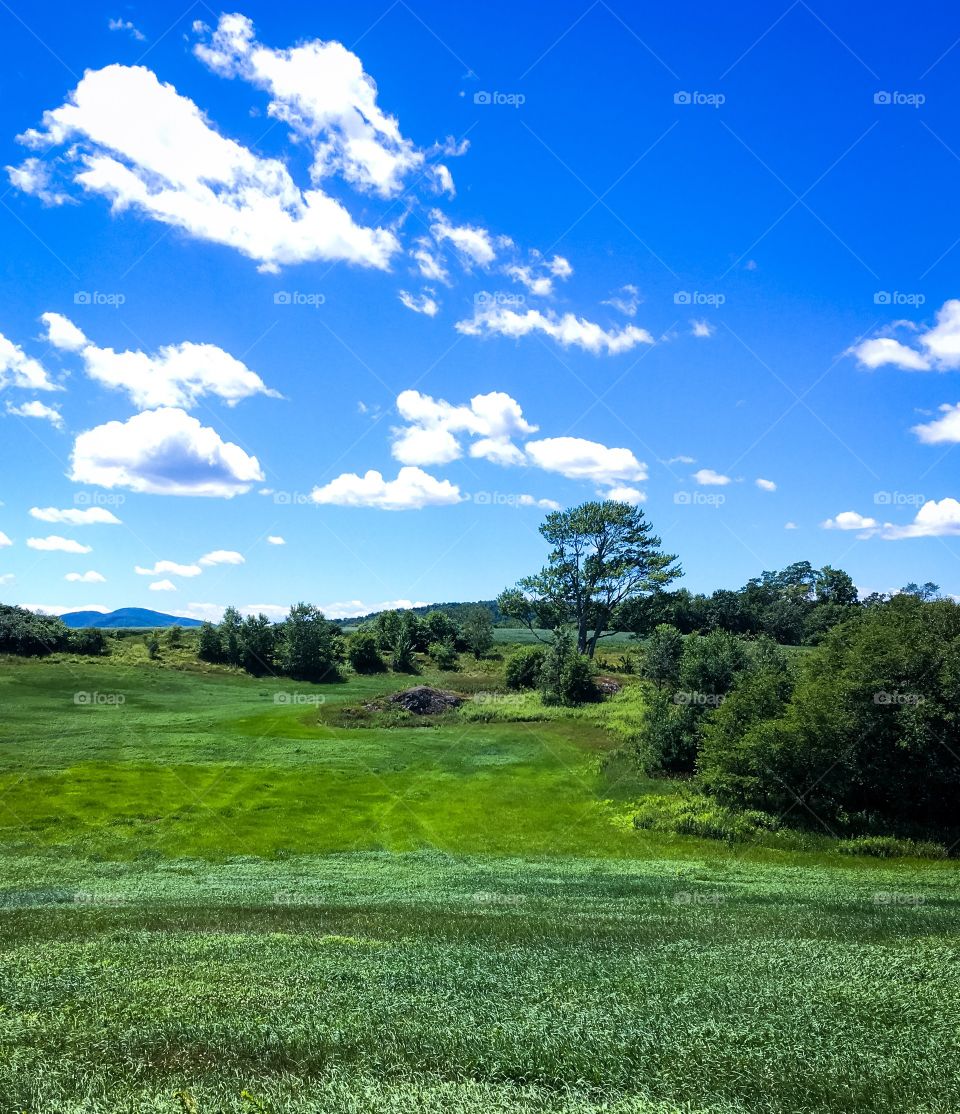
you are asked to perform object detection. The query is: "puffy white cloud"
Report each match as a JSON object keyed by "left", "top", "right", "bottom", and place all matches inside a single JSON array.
[
  {"left": 504, "top": 254, "right": 571, "bottom": 297},
  {"left": 42, "top": 312, "right": 278, "bottom": 410},
  {"left": 692, "top": 468, "right": 731, "bottom": 486},
  {"left": 0, "top": 574, "right": 13, "bottom": 585},
  {"left": 912, "top": 403, "right": 960, "bottom": 444},
  {"left": 13, "top": 64, "right": 399, "bottom": 272},
  {"left": 525, "top": 437, "right": 647, "bottom": 486},
  {"left": 428, "top": 164, "right": 455, "bottom": 197},
  {"left": 411, "top": 239, "right": 448, "bottom": 283},
  {"left": 398, "top": 290, "right": 439, "bottom": 317},
  {"left": 4, "top": 158, "right": 70, "bottom": 205},
  {"left": 30, "top": 506, "right": 121, "bottom": 525},
  {"left": 784, "top": 521, "right": 798, "bottom": 530},
  {"left": 516, "top": 494, "right": 562, "bottom": 510},
  {"left": 199, "top": 549, "right": 244, "bottom": 566},
  {"left": 755, "top": 478, "right": 777, "bottom": 492},
  {"left": 849, "top": 301, "right": 960, "bottom": 372},
  {"left": 392, "top": 389, "right": 537, "bottom": 467},
  {"left": 430, "top": 211, "right": 496, "bottom": 267},
  {"left": 267, "top": 535, "right": 285, "bottom": 545},
  {"left": 70, "top": 408, "right": 264, "bottom": 497},
  {"left": 65, "top": 570, "right": 106, "bottom": 583},
  {"left": 149, "top": 579, "right": 177, "bottom": 591},
  {"left": 604, "top": 485, "right": 646, "bottom": 504},
  {"left": 821, "top": 511, "right": 878, "bottom": 531},
  {"left": 6, "top": 401, "right": 63, "bottom": 427},
  {"left": 0, "top": 332, "right": 58, "bottom": 391},
  {"left": 691, "top": 319, "right": 714, "bottom": 338},
  {"left": 27, "top": 536, "right": 92, "bottom": 553},
  {"left": 311, "top": 466, "right": 462, "bottom": 510},
  {"left": 880, "top": 498, "right": 960, "bottom": 539},
  {"left": 135, "top": 560, "right": 202, "bottom": 577},
  {"left": 108, "top": 18, "right": 145, "bottom": 41},
  {"left": 0, "top": 532, "right": 12, "bottom": 547},
  {"left": 601, "top": 284, "right": 640, "bottom": 317},
  {"left": 194, "top": 13, "right": 422, "bottom": 198},
  {"left": 456, "top": 304, "right": 654, "bottom": 355}
]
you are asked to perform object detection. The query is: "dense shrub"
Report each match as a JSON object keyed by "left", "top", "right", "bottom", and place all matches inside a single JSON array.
[
  {"left": 0, "top": 604, "right": 70, "bottom": 656},
  {"left": 538, "top": 629, "right": 596, "bottom": 707},
  {"left": 348, "top": 632, "right": 386, "bottom": 674},
  {"left": 505, "top": 646, "right": 546, "bottom": 690},
  {"left": 428, "top": 640, "right": 459, "bottom": 671},
  {"left": 836, "top": 835, "right": 948, "bottom": 859},
  {"left": 68, "top": 628, "right": 107, "bottom": 656}
]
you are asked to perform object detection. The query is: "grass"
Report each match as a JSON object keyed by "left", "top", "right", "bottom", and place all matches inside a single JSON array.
[{"left": 1, "top": 651, "right": 959, "bottom": 1112}]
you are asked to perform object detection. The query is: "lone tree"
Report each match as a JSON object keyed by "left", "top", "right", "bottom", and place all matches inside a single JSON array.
[{"left": 498, "top": 501, "right": 681, "bottom": 657}]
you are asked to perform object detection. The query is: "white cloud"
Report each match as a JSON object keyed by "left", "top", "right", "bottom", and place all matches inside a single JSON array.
[
  {"left": 880, "top": 498, "right": 960, "bottom": 539},
  {"left": 27, "top": 536, "right": 93, "bottom": 554},
  {"left": 0, "top": 532, "right": 12, "bottom": 548},
  {"left": 135, "top": 560, "right": 202, "bottom": 577},
  {"left": 430, "top": 211, "right": 496, "bottom": 267},
  {"left": 70, "top": 407, "right": 264, "bottom": 498},
  {"left": 691, "top": 319, "right": 714, "bottom": 338},
  {"left": 398, "top": 290, "right": 439, "bottom": 317},
  {"left": 30, "top": 507, "right": 121, "bottom": 525},
  {"left": 848, "top": 300, "right": 960, "bottom": 372},
  {"left": 411, "top": 239, "right": 448, "bottom": 283},
  {"left": 525, "top": 437, "right": 647, "bottom": 487},
  {"left": 912, "top": 403, "right": 960, "bottom": 444},
  {"left": 821, "top": 511, "right": 878, "bottom": 531},
  {"left": 515, "top": 494, "right": 562, "bottom": 510},
  {"left": 5, "top": 158, "right": 70, "bottom": 205},
  {"left": 65, "top": 570, "right": 106, "bottom": 583},
  {"left": 392, "top": 389, "right": 537, "bottom": 467},
  {"left": 311, "top": 466, "right": 462, "bottom": 510},
  {"left": 601, "top": 284, "right": 641, "bottom": 317},
  {"left": 321, "top": 598, "right": 429, "bottom": 620},
  {"left": 428, "top": 164, "right": 455, "bottom": 197},
  {"left": 456, "top": 304, "right": 654, "bottom": 355},
  {"left": 267, "top": 535, "right": 285, "bottom": 545},
  {"left": 692, "top": 468, "right": 731, "bottom": 486},
  {"left": 194, "top": 13, "right": 423, "bottom": 198},
  {"left": 666, "top": 454, "right": 695, "bottom": 465},
  {"left": 0, "top": 574, "right": 13, "bottom": 585},
  {"left": 755, "top": 478, "right": 776, "bottom": 492},
  {"left": 13, "top": 64, "right": 399, "bottom": 272},
  {"left": 604, "top": 485, "right": 646, "bottom": 504},
  {"left": 784, "top": 521, "right": 798, "bottom": 530},
  {"left": 108, "top": 18, "right": 145, "bottom": 41},
  {"left": 0, "top": 332, "right": 58, "bottom": 391},
  {"left": 149, "top": 579, "right": 177, "bottom": 592},
  {"left": 504, "top": 255, "right": 571, "bottom": 297},
  {"left": 42, "top": 312, "right": 278, "bottom": 410},
  {"left": 6, "top": 401, "right": 63, "bottom": 427},
  {"left": 199, "top": 549, "right": 244, "bottom": 567}
]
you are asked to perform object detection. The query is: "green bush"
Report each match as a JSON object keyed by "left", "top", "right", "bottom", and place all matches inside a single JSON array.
[
  {"left": 505, "top": 646, "right": 546, "bottom": 690},
  {"left": 836, "top": 835, "right": 948, "bottom": 859},
  {"left": 428, "top": 640, "right": 459, "bottom": 671},
  {"left": 538, "top": 630, "right": 597, "bottom": 707},
  {"left": 348, "top": 632, "right": 386, "bottom": 674}
]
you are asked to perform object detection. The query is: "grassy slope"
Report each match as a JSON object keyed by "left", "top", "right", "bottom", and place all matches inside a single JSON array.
[{"left": 1, "top": 652, "right": 958, "bottom": 1113}]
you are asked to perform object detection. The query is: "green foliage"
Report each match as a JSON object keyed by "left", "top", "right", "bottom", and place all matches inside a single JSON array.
[
  {"left": 166, "top": 624, "right": 183, "bottom": 648},
  {"left": 428, "top": 640, "right": 459, "bottom": 671},
  {"left": 641, "top": 623, "right": 683, "bottom": 689},
  {"left": 143, "top": 633, "right": 160, "bottom": 660},
  {"left": 277, "top": 603, "right": 342, "bottom": 683},
  {"left": 505, "top": 645, "right": 546, "bottom": 690},
  {"left": 632, "top": 792, "right": 788, "bottom": 844},
  {"left": 238, "top": 613, "right": 276, "bottom": 676},
  {"left": 0, "top": 603, "right": 70, "bottom": 656},
  {"left": 197, "top": 621, "right": 222, "bottom": 663},
  {"left": 461, "top": 605, "right": 494, "bottom": 659},
  {"left": 66, "top": 628, "right": 107, "bottom": 656},
  {"left": 836, "top": 835, "right": 948, "bottom": 859},
  {"left": 348, "top": 632, "right": 386, "bottom": 674},
  {"left": 537, "top": 628, "right": 597, "bottom": 706}
]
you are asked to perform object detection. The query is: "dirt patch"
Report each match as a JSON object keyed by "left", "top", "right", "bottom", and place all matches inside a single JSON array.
[{"left": 386, "top": 686, "right": 465, "bottom": 715}]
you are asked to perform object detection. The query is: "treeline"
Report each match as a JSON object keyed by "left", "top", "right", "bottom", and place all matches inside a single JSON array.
[
  {"left": 0, "top": 604, "right": 106, "bottom": 657},
  {"left": 334, "top": 600, "right": 505, "bottom": 627},
  {"left": 625, "top": 562, "right": 935, "bottom": 646},
  {"left": 633, "top": 593, "right": 960, "bottom": 838}
]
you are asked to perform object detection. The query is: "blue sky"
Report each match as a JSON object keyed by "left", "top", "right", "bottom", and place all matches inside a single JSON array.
[{"left": 1, "top": 0, "right": 960, "bottom": 620}]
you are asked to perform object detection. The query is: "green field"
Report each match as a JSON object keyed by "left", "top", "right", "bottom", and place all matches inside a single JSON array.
[{"left": 1, "top": 651, "right": 958, "bottom": 1112}]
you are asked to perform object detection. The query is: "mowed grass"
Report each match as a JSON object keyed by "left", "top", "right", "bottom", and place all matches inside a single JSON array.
[{"left": 1, "top": 653, "right": 959, "bottom": 1112}]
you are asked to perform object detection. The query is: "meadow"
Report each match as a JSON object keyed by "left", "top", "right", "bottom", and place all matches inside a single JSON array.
[{"left": 0, "top": 646, "right": 957, "bottom": 1113}]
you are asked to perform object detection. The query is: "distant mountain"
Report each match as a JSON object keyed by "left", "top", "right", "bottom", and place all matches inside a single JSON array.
[
  {"left": 59, "top": 608, "right": 204, "bottom": 630},
  {"left": 331, "top": 600, "right": 503, "bottom": 626}
]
